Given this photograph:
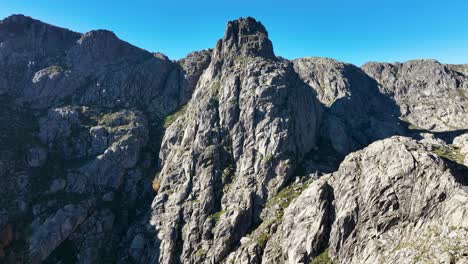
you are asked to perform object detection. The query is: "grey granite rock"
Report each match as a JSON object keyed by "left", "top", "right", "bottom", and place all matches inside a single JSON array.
[
  {"left": 327, "top": 136, "right": 468, "bottom": 263},
  {"left": 0, "top": 14, "right": 209, "bottom": 119},
  {"left": 151, "top": 17, "right": 320, "bottom": 264},
  {"left": 453, "top": 133, "right": 468, "bottom": 166},
  {"left": 226, "top": 137, "right": 468, "bottom": 264},
  {"left": 293, "top": 57, "right": 405, "bottom": 156},
  {"left": 362, "top": 59, "right": 468, "bottom": 132},
  {"left": 68, "top": 209, "right": 116, "bottom": 264},
  {"left": 26, "top": 146, "right": 48, "bottom": 167},
  {"left": 28, "top": 202, "right": 92, "bottom": 263},
  {"left": 262, "top": 178, "right": 334, "bottom": 264}
]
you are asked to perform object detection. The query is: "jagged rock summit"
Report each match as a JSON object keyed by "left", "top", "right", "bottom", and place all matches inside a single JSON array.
[
  {"left": 0, "top": 14, "right": 467, "bottom": 264},
  {"left": 219, "top": 17, "right": 275, "bottom": 59},
  {"left": 150, "top": 16, "right": 320, "bottom": 263}
]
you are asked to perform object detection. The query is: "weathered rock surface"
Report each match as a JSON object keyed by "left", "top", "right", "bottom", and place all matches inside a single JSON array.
[
  {"left": 327, "top": 136, "right": 468, "bottom": 264},
  {"left": 0, "top": 102, "right": 154, "bottom": 262},
  {"left": 261, "top": 178, "right": 334, "bottom": 264},
  {"left": 294, "top": 57, "right": 406, "bottom": 156},
  {"left": 241, "top": 137, "right": 468, "bottom": 264},
  {"left": 362, "top": 59, "right": 468, "bottom": 132},
  {"left": 151, "top": 17, "right": 320, "bottom": 264},
  {"left": 0, "top": 14, "right": 210, "bottom": 263},
  {"left": 454, "top": 133, "right": 468, "bottom": 166}
]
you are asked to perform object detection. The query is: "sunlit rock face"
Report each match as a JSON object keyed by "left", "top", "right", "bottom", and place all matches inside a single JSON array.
[
  {"left": 251, "top": 137, "right": 468, "bottom": 264},
  {"left": 362, "top": 60, "right": 468, "bottom": 132},
  {"left": 150, "top": 17, "right": 320, "bottom": 264}
]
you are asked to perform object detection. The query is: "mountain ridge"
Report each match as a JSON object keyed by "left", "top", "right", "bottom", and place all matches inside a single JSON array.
[{"left": 4, "top": 14, "right": 466, "bottom": 66}]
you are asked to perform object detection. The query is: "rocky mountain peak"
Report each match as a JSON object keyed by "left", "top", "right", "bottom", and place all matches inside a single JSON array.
[
  {"left": 0, "top": 14, "right": 78, "bottom": 37},
  {"left": 78, "top": 29, "right": 118, "bottom": 42},
  {"left": 1, "top": 14, "right": 34, "bottom": 24},
  {"left": 0, "top": 13, "right": 80, "bottom": 56},
  {"left": 68, "top": 28, "right": 155, "bottom": 68},
  {"left": 0, "top": 14, "right": 48, "bottom": 28},
  {"left": 215, "top": 16, "right": 275, "bottom": 59}
]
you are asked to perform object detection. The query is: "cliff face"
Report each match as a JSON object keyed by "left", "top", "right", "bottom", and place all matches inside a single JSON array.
[
  {"left": 0, "top": 15, "right": 213, "bottom": 117},
  {"left": 293, "top": 58, "right": 405, "bottom": 156},
  {"left": 0, "top": 15, "right": 211, "bottom": 263},
  {"left": 257, "top": 136, "right": 468, "bottom": 264},
  {"left": 362, "top": 60, "right": 468, "bottom": 132},
  {"left": 0, "top": 15, "right": 467, "bottom": 264},
  {"left": 150, "top": 17, "right": 320, "bottom": 264}
]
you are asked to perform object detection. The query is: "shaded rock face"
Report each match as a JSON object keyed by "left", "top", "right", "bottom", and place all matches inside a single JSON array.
[
  {"left": 150, "top": 17, "right": 320, "bottom": 264},
  {"left": 362, "top": 60, "right": 468, "bottom": 132},
  {"left": 0, "top": 103, "right": 153, "bottom": 263},
  {"left": 0, "top": 14, "right": 210, "bottom": 117},
  {"left": 293, "top": 57, "right": 405, "bottom": 156},
  {"left": 0, "top": 14, "right": 211, "bottom": 263}
]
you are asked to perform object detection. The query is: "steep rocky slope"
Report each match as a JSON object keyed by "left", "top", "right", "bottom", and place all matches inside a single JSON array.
[
  {"left": 150, "top": 17, "right": 320, "bottom": 264},
  {"left": 362, "top": 60, "right": 468, "bottom": 132},
  {"left": 253, "top": 136, "right": 468, "bottom": 264},
  {"left": 0, "top": 14, "right": 211, "bottom": 263},
  {"left": 0, "top": 14, "right": 467, "bottom": 264},
  {"left": 0, "top": 14, "right": 211, "bottom": 116},
  {"left": 293, "top": 58, "right": 405, "bottom": 156}
]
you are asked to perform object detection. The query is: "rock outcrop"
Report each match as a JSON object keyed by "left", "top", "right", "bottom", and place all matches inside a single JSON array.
[
  {"left": 294, "top": 57, "right": 405, "bottom": 156},
  {"left": 150, "top": 17, "right": 321, "bottom": 264},
  {"left": 326, "top": 136, "right": 468, "bottom": 264},
  {"left": 362, "top": 60, "right": 468, "bottom": 132},
  {"left": 233, "top": 137, "right": 468, "bottom": 264},
  {"left": 0, "top": 14, "right": 211, "bottom": 263},
  {"left": 454, "top": 133, "right": 468, "bottom": 166}
]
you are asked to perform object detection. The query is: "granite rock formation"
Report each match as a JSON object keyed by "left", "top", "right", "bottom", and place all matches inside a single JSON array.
[
  {"left": 362, "top": 60, "right": 468, "bottom": 132},
  {"left": 150, "top": 17, "right": 320, "bottom": 263}
]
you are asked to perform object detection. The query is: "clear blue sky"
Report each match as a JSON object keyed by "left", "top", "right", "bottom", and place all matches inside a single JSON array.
[{"left": 1, "top": 0, "right": 467, "bottom": 66}]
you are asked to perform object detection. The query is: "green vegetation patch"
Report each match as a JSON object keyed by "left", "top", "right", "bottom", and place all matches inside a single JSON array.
[
  {"left": 194, "top": 248, "right": 207, "bottom": 257},
  {"left": 163, "top": 104, "right": 188, "bottom": 128},
  {"left": 266, "top": 179, "right": 313, "bottom": 215},
  {"left": 311, "top": 249, "right": 335, "bottom": 264},
  {"left": 256, "top": 232, "right": 270, "bottom": 248},
  {"left": 399, "top": 117, "right": 424, "bottom": 131},
  {"left": 209, "top": 210, "right": 226, "bottom": 223},
  {"left": 234, "top": 56, "right": 250, "bottom": 66},
  {"left": 432, "top": 145, "right": 465, "bottom": 165},
  {"left": 43, "top": 65, "right": 64, "bottom": 74},
  {"left": 211, "top": 81, "right": 221, "bottom": 96}
]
